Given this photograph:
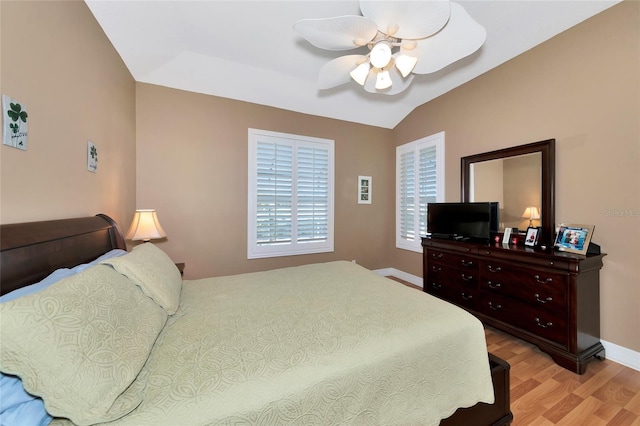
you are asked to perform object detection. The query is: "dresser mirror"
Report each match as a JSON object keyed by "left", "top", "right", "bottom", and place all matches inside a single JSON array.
[{"left": 461, "top": 139, "right": 555, "bottom": 246}]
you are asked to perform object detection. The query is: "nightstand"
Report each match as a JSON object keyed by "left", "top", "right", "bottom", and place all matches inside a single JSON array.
[{"left": 175, "top": 262, "right": 185, "bottom": 277}]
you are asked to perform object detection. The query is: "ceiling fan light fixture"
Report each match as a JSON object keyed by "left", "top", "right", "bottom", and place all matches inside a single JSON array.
[
  {"left": 395, "top": 54, "right": 418, "bottom": 77},
  {"left": 350, "top": 62, "right": 371, "bottom": 86},
  {"left": 375, "top": 70, "right": 392, "bottom": 90},
  {"left": 370, "top": 42, "right": 392, "bottom": 69},
  {"left": 295, "top": 0, "right": 486, "bottom": 95}
]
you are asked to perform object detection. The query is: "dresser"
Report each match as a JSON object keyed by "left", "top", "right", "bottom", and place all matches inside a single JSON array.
[{"left": 421, "top": 237, "right": 606, "bottom": 374}]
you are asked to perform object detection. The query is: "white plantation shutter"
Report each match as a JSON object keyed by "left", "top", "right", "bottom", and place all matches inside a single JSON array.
[
  {"left": 399, "top": 150, "right": 416, "bottom": 242},
  {"left": 256, "top": 142, "right": 292, "bottom": 245},
  {"left": 296, "top": 145, "right": 330, "bottom": 243},
  {"left": 248, "top": 129, "right": 334, "bottom": 258},
  {"left": 419, "top": 144, "right": 439, "bottom": 236},
  {"left": 396, "top": 132, "right": 445, "bottom": 252}
]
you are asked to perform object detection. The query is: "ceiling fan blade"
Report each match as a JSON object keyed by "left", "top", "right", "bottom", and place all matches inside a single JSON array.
[
  {"left": 294, "top": 16, "right": 378, "bottom": 51},
  {"left": 404, "top": 2, "right": 486, "bottom": 74},
  {"left": 360, "top": 0, "right": 450, "bottom": 40},
  {"left": 363, "top": 66, "right": 415, "bottom": 95},
  {"left": 318, "top": 55, "right": 368, "bottom": 89}
]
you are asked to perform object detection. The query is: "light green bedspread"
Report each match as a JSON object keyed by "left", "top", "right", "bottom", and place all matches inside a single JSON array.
[{"left": 56, "top": 261, "right": 494, "bottom": 425}]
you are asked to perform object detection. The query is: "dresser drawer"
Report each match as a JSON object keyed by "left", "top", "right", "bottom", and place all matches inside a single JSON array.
[
  {"left": 426, "top": 268, "right": 477, "bottom": 310},
  {"left": 427, "top": 249, "right": 477, "bottom": 271},
  {"left": 479, "top": 261, "right": 566, "bottom": 306},
  {"left": 478, "top": 248, "right": 571, "bottom": 271},
  {"left": 480, "top": 293, "right": 567, "bottom": 347}
]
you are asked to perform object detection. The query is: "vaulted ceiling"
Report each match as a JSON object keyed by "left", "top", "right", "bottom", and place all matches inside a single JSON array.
[{"left": 86, "top": 1, "right": 621, "bottom": 129}]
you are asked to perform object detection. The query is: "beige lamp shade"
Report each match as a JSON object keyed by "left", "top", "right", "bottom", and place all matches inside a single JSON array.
[
  {"left": 126, "top": 209, "right": 167, "bottom": 242},
  {"left": 522, "top": 206, "right": 541, "bottom": 226},
  {"left": 522, "top": 206, "right": 541, "bottom": 220}
]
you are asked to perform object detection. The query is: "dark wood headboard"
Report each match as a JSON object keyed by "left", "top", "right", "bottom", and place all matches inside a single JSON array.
[{"left": 0, "top": 214, "right": 126, "bottom": 295}]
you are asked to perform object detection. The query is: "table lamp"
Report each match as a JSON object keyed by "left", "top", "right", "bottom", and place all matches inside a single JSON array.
[
  {"left": 521, "top": 206, "right": 540, "bottom": 227},
  {"left": 126, "top": 209, "right": 167, "bottom": 242}
]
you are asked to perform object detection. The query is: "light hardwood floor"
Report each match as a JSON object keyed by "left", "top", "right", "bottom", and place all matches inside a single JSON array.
[{"left": 388, "top": 277, "right": 640, "bottom": 425}]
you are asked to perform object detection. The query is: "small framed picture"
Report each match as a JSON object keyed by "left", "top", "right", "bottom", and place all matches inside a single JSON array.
[
  {"left": 554, "top": 223, "right": 595, "bottom": 255},
  {"left": 525, "top": 226, "right": 540, "bottom": 247},
  {"left": 502, "top": 227, "right": 512, "bottom": 244},
  {"left": 358, "top": 175, "right": 371, "bottom": 204},
  {"left": 87, "top": 141, "right": 98, "bottom": 172}
]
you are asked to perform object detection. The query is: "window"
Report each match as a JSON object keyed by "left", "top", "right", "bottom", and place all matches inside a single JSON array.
[
  {"left": 396, "top": 132, "right": 445, "bottom": 252},
  {"left": 248, "top": 129, "right": 334, "bottom": 259}
]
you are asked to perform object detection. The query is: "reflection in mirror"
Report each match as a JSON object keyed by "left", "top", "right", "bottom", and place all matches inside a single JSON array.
[
  {"left": 469, "top": 153, "right": 541, "bottom": 231},
  {"left": 461, "top": 139, "right": 555, "bottom": 247}
]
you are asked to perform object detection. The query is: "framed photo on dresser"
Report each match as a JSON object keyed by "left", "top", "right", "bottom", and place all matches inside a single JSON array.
[
  {"left": 554, "top": 223, "right": 594, "bottom": 255},
  {"left": 525, "top": 227, "right": 540, "bottom": 247}
]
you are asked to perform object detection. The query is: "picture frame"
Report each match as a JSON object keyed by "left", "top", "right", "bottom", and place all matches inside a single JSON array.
[
  {"left": 87, "top": 141, "right": 98, "bottom": 172},
  {"left": 554, "top": 223, "right": 595, "bottom": 255},
  {"left": 3, "top": 94, "right": 28, "bottom": 150},
  {"left": 524, "top": 226, "right": 540, "bottom": 247},
  {"left": 502, "top": 227, "right": 512, "bottom": 244},
  {"left": 358, "top": 175, "right": 371, "bottom": 204}
]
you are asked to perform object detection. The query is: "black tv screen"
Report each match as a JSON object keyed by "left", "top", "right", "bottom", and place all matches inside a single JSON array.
[{"left": 427, "top": 202, "right": 499, "bottom": 241}]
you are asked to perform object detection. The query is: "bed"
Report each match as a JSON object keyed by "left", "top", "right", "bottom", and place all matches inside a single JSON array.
[{"left": 0, "top": 214, "right": 512, "bottom": 425}]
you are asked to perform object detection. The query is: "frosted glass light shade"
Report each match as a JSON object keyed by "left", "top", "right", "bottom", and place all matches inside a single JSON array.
[
  {"left": 370, "top": 42, "right": 392, "bottom": 68},
  {"left": 375, "top": 70, "right": 392, "bottom": 90},
  {"left": 350, "top": 62, "right": 371, "bottom": 85},
  {"left": 126, "top": 209, "right": 167, "bottom": 242},
  {"left": 395, "top": 55, "right": 418, "bottom": 77}
]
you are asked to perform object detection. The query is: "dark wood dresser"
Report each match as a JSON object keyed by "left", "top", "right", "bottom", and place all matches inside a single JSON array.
[{"left": 421, "top": 237, "right": 606, "bottom": 374}]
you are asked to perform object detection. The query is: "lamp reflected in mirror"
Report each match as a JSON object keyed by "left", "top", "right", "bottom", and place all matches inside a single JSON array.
[{"left": 522, "top": 206, "right": 540, "bottom": 227}]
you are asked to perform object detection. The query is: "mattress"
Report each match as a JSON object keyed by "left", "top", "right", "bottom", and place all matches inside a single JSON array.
[{"left": 53, "top": 261, "right": 494, "bottom": 425}]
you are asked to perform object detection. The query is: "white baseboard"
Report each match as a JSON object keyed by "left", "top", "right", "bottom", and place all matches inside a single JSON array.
[
  {"left": 374, "top": 268, "right": 422, "bottom": 288},
  {"left": 601, "top": 339, "right": 640, "bottom": 371},
  {"left": 374, "top": 267, "right": 640, "bottom": 372}
]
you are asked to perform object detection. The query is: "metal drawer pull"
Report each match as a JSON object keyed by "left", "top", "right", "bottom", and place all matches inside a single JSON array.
[
  {"left": 432, "top": 266, "right": 442, "bottom": 272},
  {"left": 488, "top": 302, "right": 502, "bottom": 311},
  {"left": 462, "top": 293, "right": 473, "bottom": 300},
  {"left": 535, "top": 293, "right": 553, "bottom": 304},
  {"left": 431, "top": 282, "right": 442, "bottom": 289},
  {"left": 432, "top": 253, "right": 444, "bottom": 259},
  {"left": 461, "top": 260, "right": 474, "bottom": 267},
  {"left": 534, "top": 275, "right": 553, "bottom": 284},
  {"left": 535, "top": 317, "right": 553, "bottom": 328},
  {"left": 487, "top": 281, "right": 502, "bottom": 289},
  {"left": 461, "top": 273, "right": 474, "bottom": 281},
  {"left": 487, "top": 265, "right": 502, "bottom": 273}
]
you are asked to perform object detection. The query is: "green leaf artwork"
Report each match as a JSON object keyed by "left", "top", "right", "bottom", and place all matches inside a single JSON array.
[
  {"left": 87, "top": 141, "right": 98, "bottom": 172},
  {"left": 3, "top": 95, "right": 28, "bottom": 150}
]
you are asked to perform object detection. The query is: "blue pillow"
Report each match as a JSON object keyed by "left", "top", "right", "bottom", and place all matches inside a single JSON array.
[{"left": 0, "top": 249, "right": 127, "bottom": 425}]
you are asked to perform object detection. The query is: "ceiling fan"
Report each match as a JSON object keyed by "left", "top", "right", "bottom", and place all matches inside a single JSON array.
[{"left": 294, "top": 1, "right": 486, "bottom": 95}]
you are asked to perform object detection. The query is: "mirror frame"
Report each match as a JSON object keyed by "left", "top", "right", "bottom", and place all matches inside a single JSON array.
[{"left": 461, "top": 139, "right": 556, "bottom": 247}]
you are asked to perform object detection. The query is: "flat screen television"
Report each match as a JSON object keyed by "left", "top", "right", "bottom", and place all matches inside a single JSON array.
[{"left": 427, "top": 202, "right": 499, "bottom": 242}]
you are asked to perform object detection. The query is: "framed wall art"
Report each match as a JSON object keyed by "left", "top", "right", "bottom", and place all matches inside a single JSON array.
[
  {"left": 2, "top": 95, "right": 28, "bottom": 150},
  {"left": 554, "top": 223, "right": 594, "bottom": 255},
  {"left": 358, "top": 176, "right": 371, "bottom": 204},
  {"left": 87, "top": 141, "right": 98, "bottom": 172}
]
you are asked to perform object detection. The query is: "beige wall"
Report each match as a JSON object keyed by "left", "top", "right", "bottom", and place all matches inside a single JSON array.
[
  {"left": 0, "top": 0, "right": 136, "bottom": 228},
  {"left": 393, "top": 2, "right": 639, "bottom": 351},
  {"left": 135, "top": 83, "right": 394, "bottom": 279}
]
